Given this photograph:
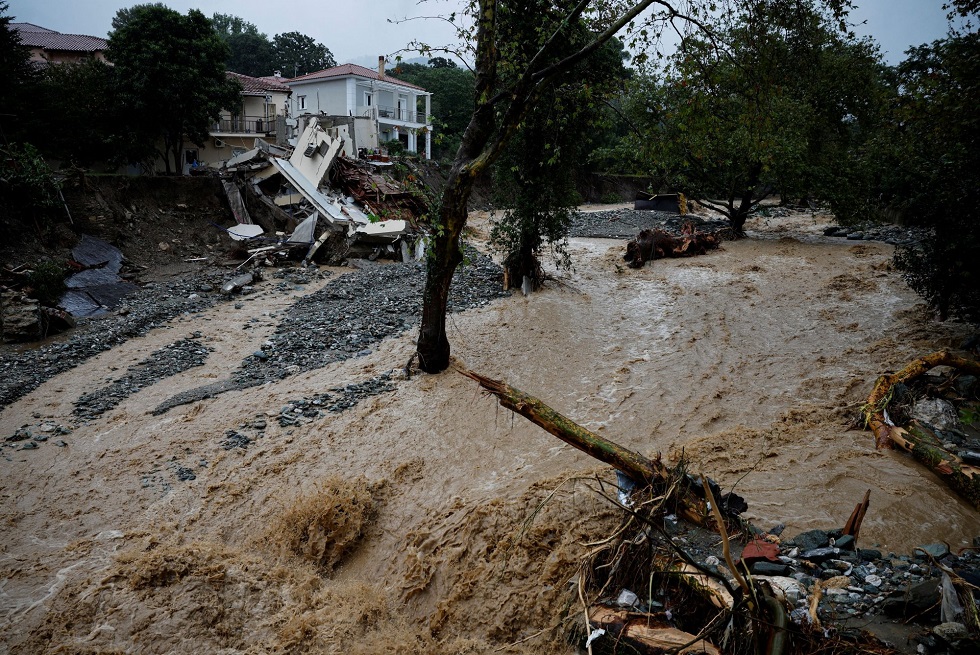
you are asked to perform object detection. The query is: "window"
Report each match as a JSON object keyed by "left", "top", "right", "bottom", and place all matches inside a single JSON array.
[
  {"left": 364, "top": 92, "right": 373, "bottom": 107},
  {"left": 298, "top": 95, "right": 307, "bottom": 111}
]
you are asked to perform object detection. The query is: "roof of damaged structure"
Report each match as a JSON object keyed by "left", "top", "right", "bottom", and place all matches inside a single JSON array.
[
  {"left": 227, "top": 71, "right": 292, "bottom": 95},
  {"left": 330, "top": 158, "right": 429, "bottom": 224},
  {"left": 10, "top": 23, "right": 108, "bottom": 53},
  {"left": 287, "top": 63, "right": 426, "bottom": 91}
]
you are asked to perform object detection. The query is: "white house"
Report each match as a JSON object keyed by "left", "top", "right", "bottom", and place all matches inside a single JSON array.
[{"left": 286, "top": 58, "right": 432, "bottom": 159}]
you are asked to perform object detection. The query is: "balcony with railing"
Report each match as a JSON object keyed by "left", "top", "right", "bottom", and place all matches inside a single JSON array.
[
  {"left": 375, "top": 105, "right": 427, "bottom": 124},
  {"left": 212, "top": 115, "right": 276, "bottom": 135}
]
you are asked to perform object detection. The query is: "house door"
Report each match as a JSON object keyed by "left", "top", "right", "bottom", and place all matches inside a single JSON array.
[{"left": 397, "top": 98, "right": 406, "bottom": 120}]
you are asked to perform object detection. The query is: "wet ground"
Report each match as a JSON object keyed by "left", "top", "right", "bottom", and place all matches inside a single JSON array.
[{"left": 1, "top": 207, "right": 977, "bottom": 653}]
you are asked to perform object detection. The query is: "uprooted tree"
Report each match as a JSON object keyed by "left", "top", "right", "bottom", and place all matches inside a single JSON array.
[
  {"left": 459, "top": 365, "right": 918, "bottom": 654},
  {"left": 864, "top": 350, "right": 980, "bottom": 509},
  {"left": 415, "top": 0, "right": 712, "bottom": 373}
]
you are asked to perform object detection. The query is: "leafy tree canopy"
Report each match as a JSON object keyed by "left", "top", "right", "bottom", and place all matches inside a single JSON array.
[
  {"left": 107, "top": 3, "right": 241, "bottom": 173},
  {"left": 614, "top": 0, "right": 883, "bottom": 233},
  {"left": 272, "top": 31, "right": 335, "bottom": 77},
  {"left": 227, "top": 32, "right": 275, "bottom": 77},
  {"left": 886, "top": 31, "right": 980, "bottom": 321},
  {"left": 211, "top": 12, "right": 263, "bottom": 38},
  {"left": 32, "top": 59, "right": 118, "bottom": 166},
  {"left": 0, "top": 0, "right": 37, "bottom": 126},
  {"left": 211, "top": 13, "right": 274, "bottom": 76}
]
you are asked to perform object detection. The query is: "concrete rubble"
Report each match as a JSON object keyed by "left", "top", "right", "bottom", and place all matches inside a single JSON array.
[
  {"left": 60, "top": 235, "right": 138, "bottom": 318},
  {"left": 219, "top": 119, "right": 427, "bottom": 267}
]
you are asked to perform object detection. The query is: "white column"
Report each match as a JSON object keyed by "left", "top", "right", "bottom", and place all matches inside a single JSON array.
[
  {"left": 425, "top": 94, "right": 432, "bottom": 159},
  {"left": 408, "top": 130, "right": 416, "bottom": 153},
  {"left": 346, "top": 78, "right": 356, "bottom": 116}
]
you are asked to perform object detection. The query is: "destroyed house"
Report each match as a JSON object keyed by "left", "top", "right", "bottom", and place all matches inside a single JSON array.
[
  {"left": 9, "top": 23, "right": 108, "bottom": 67},
  {"left": 286, "top": 59, "right": 432, "bottom": 159}
]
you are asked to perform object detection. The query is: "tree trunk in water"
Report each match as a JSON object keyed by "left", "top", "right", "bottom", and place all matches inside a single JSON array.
[
  {"left": 417, "top": 206, "right": 468, "bottom": 373},
  {"left": 457, "top": 366, "right": 708, "bottom": 524},
  {"left": 505, "top": 241, "right": 542, "bottom": 292},
  {"left": 417, "top": 181, "right": 468, "bottom": 373},
  {"left": 729, "top": 162, "right": 763, "bottom": 236}
]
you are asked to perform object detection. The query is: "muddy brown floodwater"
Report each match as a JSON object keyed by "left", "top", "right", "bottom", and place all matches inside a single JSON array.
[{"left": 1, "top": 209, "right": 978, "bottom": 654}]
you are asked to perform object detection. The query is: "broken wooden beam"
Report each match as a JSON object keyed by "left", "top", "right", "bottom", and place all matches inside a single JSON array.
[{"left": 587, "top": 606, "right": 722, "bottom": 655}]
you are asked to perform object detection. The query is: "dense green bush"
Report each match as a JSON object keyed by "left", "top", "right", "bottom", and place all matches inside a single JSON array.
[{"left": 27, "top": 260, "right": 67, "bottom": 305}]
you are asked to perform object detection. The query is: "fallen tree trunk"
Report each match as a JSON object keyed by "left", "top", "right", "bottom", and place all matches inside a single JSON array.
[
  {"left": 457, "top": 366, "right": 707, "bottom": 524},
  {"left": 624, "top": 224, "right": 723, "bottom": 268},
  {"left": 888, "top": 424, "right": 980, "bottom": 510},
  {"left": 864, "top": 350, "right": 980, "bottom": 510}
]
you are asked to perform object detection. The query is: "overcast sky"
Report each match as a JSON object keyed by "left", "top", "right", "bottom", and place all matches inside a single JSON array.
[{"left": 7, "top": 0, "right": 955, "bottom": 67}]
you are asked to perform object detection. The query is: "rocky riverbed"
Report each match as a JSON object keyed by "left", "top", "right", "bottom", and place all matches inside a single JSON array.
[{"left": 663, "top": 516, "right": 980, "bottom": 653}]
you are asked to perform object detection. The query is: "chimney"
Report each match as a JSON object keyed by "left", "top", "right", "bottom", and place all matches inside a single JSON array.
[{"left": 378, "top": 56, "right": 385, "bottom": 79}]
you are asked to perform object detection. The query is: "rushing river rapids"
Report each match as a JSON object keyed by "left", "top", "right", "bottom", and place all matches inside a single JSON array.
[{"left": 1, "top": 208, "right": 977, "bottom": 653}]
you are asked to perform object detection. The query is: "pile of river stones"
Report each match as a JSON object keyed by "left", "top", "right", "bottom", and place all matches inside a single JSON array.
[
  {"left": 664, "top": 517, "right": 980, "bottom": 653},
  {"left": 569, "top": 208, "right": 733, "bottom": 239}
]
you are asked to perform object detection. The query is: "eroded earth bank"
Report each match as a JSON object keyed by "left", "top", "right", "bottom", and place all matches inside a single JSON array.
[{"left": 2, "top": 207, "right": 978, "bottom": 653}]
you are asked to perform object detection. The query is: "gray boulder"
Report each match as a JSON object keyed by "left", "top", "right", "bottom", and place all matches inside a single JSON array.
[{"left": 913, "top": 397, "right": 960, "bottom": 430}]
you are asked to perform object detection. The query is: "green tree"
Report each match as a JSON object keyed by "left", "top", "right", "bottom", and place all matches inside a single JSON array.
[
  {"left": 413, "top": 0, "right": 705, "bottom": 373},
  {"left": 618, "top": 0, "right": 881, "bottom": 234},
  {"left": 272, "top": 32, "right": 335, "bottom": 77},
  {"left": 107, "top": 3, "right": 242, "bottom": 173},
  {"left": 211, "top": 13, "right": 274, "bottom": 77},
  {"left": 0, "top": 143, "right": 62, "bottom": 239},
  {"left": 390, "top": 59, "right": 475, "bottom": 159},
  {"left": 227, "top": 32, "right": 275, "bottom": 77},
  {"left": 0, "top": 0, "right": 38, "bottom": 138},
  {"left": 210, "top": 12, "right": 261, "bottom": 38},
  {"left": 32, "top": 59, "right": 119, "bottom": 166},
  {"left": 490, "top": 33, "right": 630, "bottom": 289},
  {"left": 885, "top": 32, "right": 980, "bottom": 321}
]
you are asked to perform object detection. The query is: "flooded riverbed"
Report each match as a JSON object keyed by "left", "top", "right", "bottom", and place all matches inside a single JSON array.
[{"left": 1, "top": 210, "right": 977, "bottom": 653}]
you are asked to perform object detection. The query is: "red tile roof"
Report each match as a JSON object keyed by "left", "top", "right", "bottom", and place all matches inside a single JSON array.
[
  {"left": 10, "top": 23, "right": 56, "bottom": 33},
  {"left": 227, "top": 71, "right": 292, "bottom": 94},
  {"left": 11, "top": 24, "right": 107, "bottom": 53},
  {"left": 288, "top": 63, "right": 426, "bottom": 91}
]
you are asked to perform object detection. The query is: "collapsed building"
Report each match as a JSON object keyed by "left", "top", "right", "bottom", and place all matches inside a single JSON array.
[{"left": 219, "top": 117, "right": 430, "bottom": 267}]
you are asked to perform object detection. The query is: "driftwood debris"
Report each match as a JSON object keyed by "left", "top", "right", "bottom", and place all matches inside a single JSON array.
[
  {"left": 624, "top": 223, "right": 722, "bottom": 268},
  {"left": 587, "top": 606, "right": 722, "bottom": 655},
  {"left": 461, "top": 366, "right": 904, "bottom": 655},
  {"left": 842, "top": 488, "right": 871, "bottom": 545},
  {"left": 863, "top": 350, "right": 980, "bottom": 509},
  {"left": 864, "top": 350, "right": 980, "bottom": 510}
]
